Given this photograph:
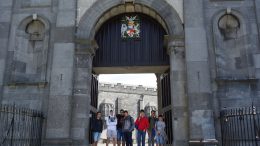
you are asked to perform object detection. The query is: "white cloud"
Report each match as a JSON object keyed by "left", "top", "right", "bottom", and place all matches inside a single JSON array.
[{"left": 99, "top": 74, "right": 157, "bottom": 88}]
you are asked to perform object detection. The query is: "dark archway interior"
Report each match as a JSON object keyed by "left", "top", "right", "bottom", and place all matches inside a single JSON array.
[{"left": 93, "top": 13, "right": 169, "bottom": 74}]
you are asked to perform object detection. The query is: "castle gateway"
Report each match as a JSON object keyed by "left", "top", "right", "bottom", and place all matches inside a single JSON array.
[{"left": 0, "top": 0, "right": 260, "bottom": 146}]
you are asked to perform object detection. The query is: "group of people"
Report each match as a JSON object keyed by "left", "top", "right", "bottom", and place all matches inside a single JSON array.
[{"left": 91, "top": 109, "right": 167, "bottom": 146}]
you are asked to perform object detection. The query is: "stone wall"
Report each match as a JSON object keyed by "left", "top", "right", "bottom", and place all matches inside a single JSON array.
[
  {"left": 203, "top": 0, "right": 260, "bottom": 108},
  {"left": 0, "top": 0, "right": 259, "bottom": 146}
]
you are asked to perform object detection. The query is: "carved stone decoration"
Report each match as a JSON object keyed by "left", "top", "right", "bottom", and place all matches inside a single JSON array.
[
  {"left": 26, "top": 20, "right": 45, "bottom": 40},
  {"left": 218, "top": 14, "right": 240, "bottom": 40},
  {"left": 9, "top": 17, "right": 49, "bottom": 84},
  {"left": 213, "top": 12, "right": 253, "bottom": 79}
]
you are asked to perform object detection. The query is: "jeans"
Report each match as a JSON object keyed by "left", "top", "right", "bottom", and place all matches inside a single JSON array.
[
  {"left": 148, "top": 129, "right": 156, "bottom": 146},
  {"left": 155, "top": 134, "right": 166, "bottom": 144},
  {"left": 93, "top": 132, "right": 101, "bottom": 142},
  {"left": 117, "top": 129, "right": 125, "bottom": 141},
  {"left": 137, "top": 130, "right": 146, "bottom": 146},
  {"left": 124, "top": 131, "right": 133, "bottom": 146}
]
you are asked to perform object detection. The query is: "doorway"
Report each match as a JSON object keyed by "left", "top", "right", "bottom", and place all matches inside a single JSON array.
[{"left": 88, "top": 12, "right": 174, "bottom": 145}]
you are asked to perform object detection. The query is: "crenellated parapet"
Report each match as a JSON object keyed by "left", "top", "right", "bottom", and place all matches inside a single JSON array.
[{"left": 99, "top": 83, "right": 157, "bottom": 95}]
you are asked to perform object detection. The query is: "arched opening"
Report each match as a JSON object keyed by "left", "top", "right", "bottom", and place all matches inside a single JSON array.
[
  {"left": 90, "top": 12, "right": 173, "bottom": 145},
  {"left": 93, "top": 13, "right": 169, "bottom": 74},
  {"left": 74, "top": 1, "right": 186, "bottom": 145}
]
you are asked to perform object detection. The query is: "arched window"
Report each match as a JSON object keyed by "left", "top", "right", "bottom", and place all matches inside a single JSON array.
[
  {"left": 213, "top": 11, "right": 253, "bottom": 79},
  {"left": 9, "top": 16, "right": 49, "bottom": 84}
]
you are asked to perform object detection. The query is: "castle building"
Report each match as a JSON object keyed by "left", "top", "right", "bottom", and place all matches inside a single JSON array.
[
  {"left": 98, "top": 83, "right": 157, "bottom": 119},
  {"left": 0, "top": 0, "right": 260, "bottom": 146}
]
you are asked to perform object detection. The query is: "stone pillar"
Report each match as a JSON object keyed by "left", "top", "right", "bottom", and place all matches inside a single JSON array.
[
  {"left": 184, "top": 0, "right": 217, "bottom": 145},
  {"left": 255, "top": 0, "right": 260, "bottom": 39},
  {"left": 0, "top": 0, "right": 13, "bottom": 102},
  {"left": 168, "top": 37, "right": 189, "bottom": 146},
  {"left": 45, "top": 43, "right": 75, "bottom": 145},
  {"left": 71, "top": 39, "right": 97, "bottom": 145}
]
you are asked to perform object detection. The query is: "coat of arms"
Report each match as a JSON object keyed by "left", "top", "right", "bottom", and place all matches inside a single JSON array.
[{"left": 121, "top": 15, "right": 140, "bottom": 38}]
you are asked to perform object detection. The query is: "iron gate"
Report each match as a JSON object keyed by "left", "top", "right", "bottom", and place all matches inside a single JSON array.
[
  {"left": 0, "top": 104, "right": 44, "bottom": 146},
  {"left": 89, "top": 74, "right": 99, "bottom": 144},
  {"left": 220, "top": 106, "right": 260, "bottom": 146},
  {"left": 161, "top": 73, "right": 173, "bottom": 144}
]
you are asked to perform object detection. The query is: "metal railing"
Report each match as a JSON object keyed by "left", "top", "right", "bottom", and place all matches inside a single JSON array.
[
  {"left": 0, "top": 104, "right": 44, "bottom": 146},
  {"left": 220, "top": 106, "right": 260, "bottom": 146}
]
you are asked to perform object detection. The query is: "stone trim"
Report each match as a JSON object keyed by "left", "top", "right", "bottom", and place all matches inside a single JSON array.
[
  {"left": 77, "top": 0, "right": 184, "bottom": 39},
  {"left": 75, "top": 38, "right": 98, "bottom": 56},
  {"left": 94, "top": 3, "right": 168, "bottom": 34},
  {"left": 166, "top": 36, "right": 185, "bottom": 56}
]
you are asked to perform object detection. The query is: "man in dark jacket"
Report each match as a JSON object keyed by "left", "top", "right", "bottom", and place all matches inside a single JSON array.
[
  {"left": 122, "top": 110, "right": 135, "bottom": 146},
  {"left": 148, "top": 110, "right": 157, "bottom": 146},
  {"left": 91, "top": 112, "right": 103, "bottom": 146},
  {"left": 117, "top": 109, "right": 125, "bottom": 146}
]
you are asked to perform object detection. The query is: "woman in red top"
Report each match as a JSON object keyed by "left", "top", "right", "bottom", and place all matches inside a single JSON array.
[{"left": 135, "top": 110, "right": 149, "bottom": 146}]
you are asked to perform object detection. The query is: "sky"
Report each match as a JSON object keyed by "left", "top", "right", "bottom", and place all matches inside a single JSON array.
[{"left": 99, "top": 74, "right": 157, "bottom": 88}]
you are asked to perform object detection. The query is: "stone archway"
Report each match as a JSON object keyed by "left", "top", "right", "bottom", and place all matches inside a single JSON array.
[{"left": 72, "top": 0, "right": 187, "bottom": 145}]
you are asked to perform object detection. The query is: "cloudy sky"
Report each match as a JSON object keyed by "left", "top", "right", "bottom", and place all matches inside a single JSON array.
[{"left": 99, "top": 74, "right": 157, "bottom": 88}]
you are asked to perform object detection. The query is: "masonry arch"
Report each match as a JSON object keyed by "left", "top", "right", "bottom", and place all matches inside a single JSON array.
[
  {"left": 73, "top": 1, "right": 187, "bottom": 145},
  {"left": 77, "top": 0, "right": 184, "bottom": 39}
]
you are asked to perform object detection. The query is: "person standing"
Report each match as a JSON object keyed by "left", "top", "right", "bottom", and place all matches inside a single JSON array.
[
  {"left": 155, "top": 115, "right": 167, "bottom": 146},
  {"left": 135, "top": 110, "right": 149, "bottom": 146},
  {"left": 148, "top": 110, "right": 157, "bottom": 146},
  {"left": 91, "top": 112, "right": 103, "bottom": 146},
  {"left": 116, "top": 109, "right": 125, "bottom": 146},
  {"left": 122, "top": 110, "right": 135, "bottom": 146},
  {"left": 105, "top": 110, "right": 117, "bottom": 146}
]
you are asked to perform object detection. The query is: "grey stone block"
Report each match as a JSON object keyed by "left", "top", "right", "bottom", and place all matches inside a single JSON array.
[
  {"left": 254, "top": 54, "right": 260, "bottom": 69},
  {"left": 0, "top": 22, "right": 10, "bottom": 38},
  {"left": 0, "top": 9, "right": 11, "bottom": 22},
  {"left": 187, "top": 61, "right": 211, "bottom": 93},
  {"left": 0, "top": 0, "right": 13, "bottom": 7},
  {"left": 190, "top": 110, "right": 216, "bottom": 139},
  {"left": 185, "top": 27, "right": 208, "bottom": 62},
  {"left": 171, "top": 80, "right": 186, "bottom": 106},
  {"left": 184, "top": 0, "right": 204, "bottom": 27},
  {"left": 58, "top": 0, "right": 75, "bottom": 10},
  {"left": 53, "top": 27, "right": 75, "bottom": 43},
  {"left": 52, "top": 43, "right": 74, "bottom": 68},
  {"left": 256, "top": 68, "right": 260, "bottom": 78},
  {"left": 75, "top": 54, "right": 92, "bottom": 68},
  {"left": 71, "top": 128, "right": 86, "bottom": 139},
  {"left": 0, "top": 38, "right": 7, "bottom": 59},
  {"left": 21, "top": 0, "right": 52, "bottom": 7},
  {"left": 56, "top": 10, "right": 75, "bottom": 27},
  {"left": 74, "top": 68, "right": 92, "bottom": 89},
  {"left": 50, "top": 67, "right": 73, "bottom": 96},
  {"left": 46, "top": 95, "right": 72, "bottom": 139},
  {"left": 0, "top": 59, "right": 5, "bottom": 85},
  {"left": 189, "top": 93, "right": 212, "bottom": 110}
]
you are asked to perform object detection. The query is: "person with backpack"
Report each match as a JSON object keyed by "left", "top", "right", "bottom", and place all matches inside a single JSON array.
[
  {"left": 122, "top": 110, "right": 135, "bottom": 146},
  {"left": 105, "top": 110, "right": 117, "bottom": 146},
  {"left": 135, "top": 110, "right": 149, "bottom": 146},
  {"left": 91, "top": 112, "right": 103, "bottom": 146},
  {"left": 155, "top": 115, "right": 167, "bottom": 146},
  {"left": 148, "top": 110, "right": 157, "bottom": 146},
  {"left": 116, "top": 109, "right": 125, "bottom": 146}
]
